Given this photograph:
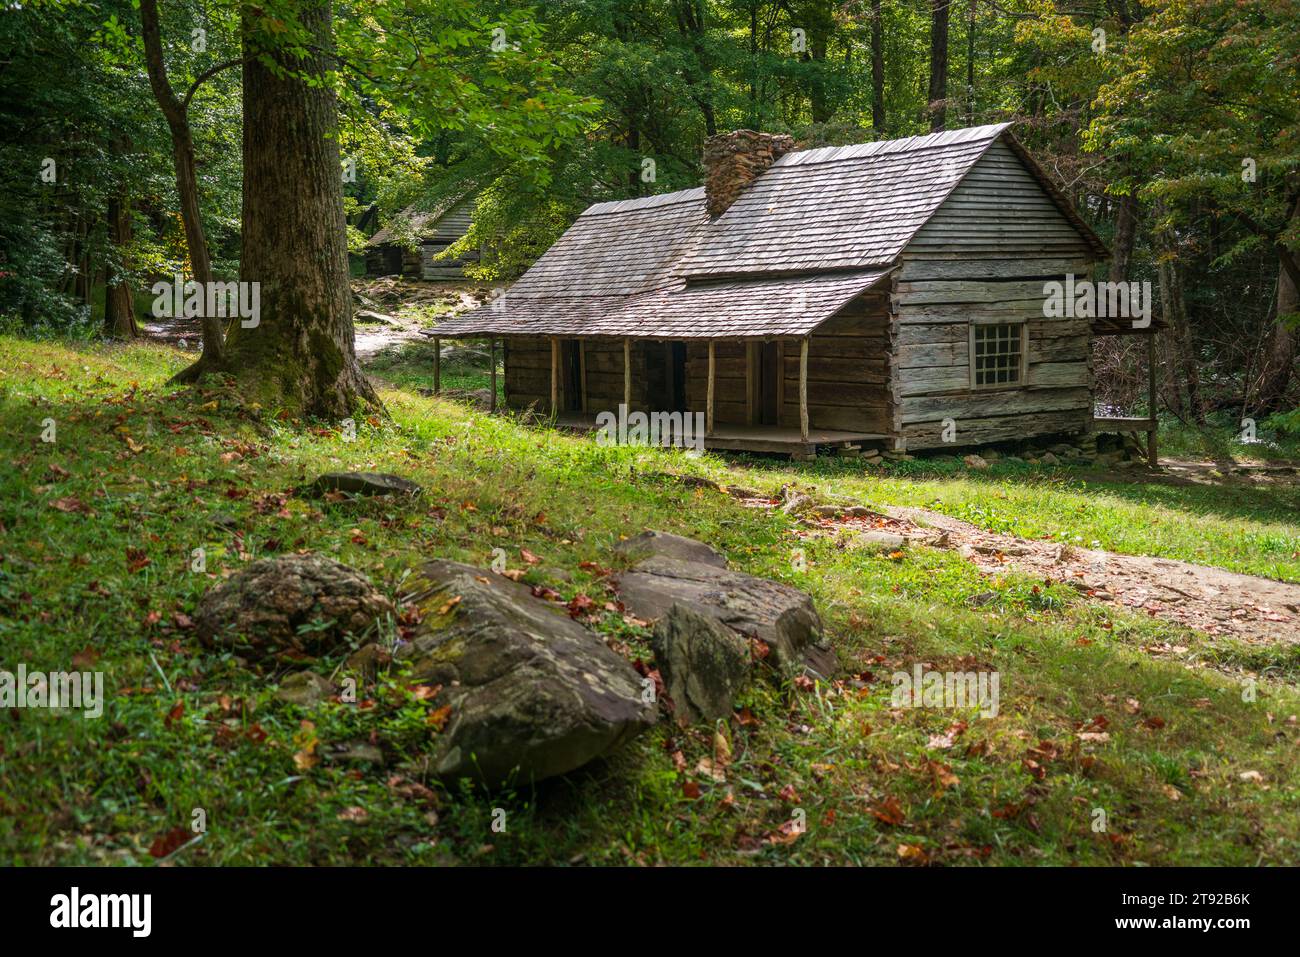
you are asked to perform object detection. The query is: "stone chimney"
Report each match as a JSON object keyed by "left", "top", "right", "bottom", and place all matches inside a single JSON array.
[{"left": 703, "top": 130, "right": 796, "bottom": 217}]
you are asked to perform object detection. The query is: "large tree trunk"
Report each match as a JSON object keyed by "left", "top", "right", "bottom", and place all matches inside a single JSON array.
[
  {"left": 219, "top": 0, "right": 376, "bottom": 418},
  {"left": 672, "top": 0, "right": 717, "bottom": 136},
  {"left": 1254, "top": 253, "right": 1298, "bottom": 413},
  {"left": 104, "top": 195, "right": 139, "bottom": 339},
  {"left": 870, "top": 0, "right": 885, "bottom": 132},
  {"left": 804, "top": 1, "right": 835, "bottom": 124},
  {"left": 1156, "top": 231, "right": 1204, "bottom": 424},
  {"left": 927, "top": 0, "right": 950, "bottom": 131},
  {"left": 139, "top": 0, "right": 223, "bottom": 371},
  {"left": 1108, "top": 193, "right": 1139, "bottom": 283}
]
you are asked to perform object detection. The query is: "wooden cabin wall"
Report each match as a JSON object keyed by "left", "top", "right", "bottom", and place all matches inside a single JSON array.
[
  {"left": 782, "top": 292, "right": 892, "bottom": 433},
  {"left": 678, "top": 292, "right": 892, "bottom": 432},
  {"left": 503, "top": 336, "right": 649, "bottom": 414},
  {"left": 363, "top": 244, "right": 408, "bottom": 278},
  {"left": 503, "top": 336, "right": 551, "bottom": 410},
  {"left": 421, "top": 197, "right": 480, "bottom": 279},
  {"left": 684, "top": 340, "right": 747, "bottom": 423},
  {"left": 583, "top": 340, "right": 650, "bottom": 413},
  {"left": 420, "top": 243, "right": 477, "bottom": 280},
  {"left": 894, "top": 139, "right": 1097, "bottom": 449}
]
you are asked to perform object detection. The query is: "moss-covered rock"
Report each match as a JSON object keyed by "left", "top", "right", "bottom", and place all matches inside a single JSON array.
[
  {"left": 399, "top": 560, "right": 656, "bottom": 786},
  {"left": 195, "top": 554, "right": 392, "bottom": 660}
]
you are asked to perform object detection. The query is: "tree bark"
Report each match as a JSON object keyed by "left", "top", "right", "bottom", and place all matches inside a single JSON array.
[
  {"left": 1254, "top": 253, "right": 1298, "bottom": 413},
  {"left": 870, "top": 0, "right": 885, "bottom": 132},
  {"left": 672, "top": 0, "right": 717, "bottom": 136},
  {"left": 1156, "top": 233, "right": 1204, "bottom": 424},
  {"left": 104, "top": 195, "right": 139, "bottom": 338},
  {"left": 964, "top": 0, "right": 975, "bottom": 123},
  {"left": 927, "top": 0, "right": 950, "bottom": 131},
  {"left": 219, "top": 0, "right": 377, "bottom": 417},
  {"left": 139, "top": 0, "right": 223, "bottom": 369},
  {"left": 1108, "top": 193, "right": 1138, "bottom": 283},
  {"left": 801, "top": 1, "right": 836, "bottom": 124}
]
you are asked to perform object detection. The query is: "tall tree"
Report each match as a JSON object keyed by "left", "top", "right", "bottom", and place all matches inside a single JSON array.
[
  {"left": 218, "top": 0, "right": 376, "bottom": 416},
  {"left": 870, "top": 0, "right": 885, "bottom": 131},
  {"left": 103, "top": 191, "right": 138, "bottom": 338},
  {"left": 139, "top": 0, "right": 228, "bottom": 372},
  {"left": 964, "top": 0, "right": 975, "bottom": 124},
  {"left": 671, "top": 0, "right": 718, "bottom": 136},
  {"left": 927, "top": 0, "right": 950, "bottom": 131}
]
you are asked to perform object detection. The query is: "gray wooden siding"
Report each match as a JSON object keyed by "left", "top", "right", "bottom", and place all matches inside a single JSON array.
[
  {"left": 429, "top": 196, "right": 474, "bottom": 243},
  {"left": 895, "top": 140, "right": 1097, "bottom": 449}
]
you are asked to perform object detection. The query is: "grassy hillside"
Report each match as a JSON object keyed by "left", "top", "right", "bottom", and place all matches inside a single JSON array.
[{"left": 2, "top": 335, "right": 1298, "bottom": 866}]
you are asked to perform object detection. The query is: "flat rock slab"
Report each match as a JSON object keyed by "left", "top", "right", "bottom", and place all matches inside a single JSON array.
[
  {"left": 312, "top": 472, "right": 422, "bottom": 497},
  {"left": 618, "top": 554, "right": 835, "bottom": 679},
  {"left": 399, "top": 560, "right": 655, "bottom": 786},
  {"left": 614, "top": 530, "right": 727, "bottom": 568},
  {"left": 196, "top": 554, "right": 393, "bottom": 660}
]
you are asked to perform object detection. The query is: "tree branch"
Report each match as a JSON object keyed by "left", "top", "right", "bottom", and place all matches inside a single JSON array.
[{"left": 181, "top": 58, "right": 247, "bottom": 111}]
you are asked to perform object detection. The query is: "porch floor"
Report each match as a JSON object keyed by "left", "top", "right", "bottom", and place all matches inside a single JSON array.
[{"left": 551, "top": 413, "right": 891, "bottom": 455}]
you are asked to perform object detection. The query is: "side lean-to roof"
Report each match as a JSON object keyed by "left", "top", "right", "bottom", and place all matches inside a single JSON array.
[{"left": 428, "top": 124, "right": 1105, "bottom": 340}]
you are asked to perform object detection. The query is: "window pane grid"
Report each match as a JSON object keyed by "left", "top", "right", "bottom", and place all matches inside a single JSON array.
[{"left": 973, "top": 323, "right": 1023, "bottom": 388}]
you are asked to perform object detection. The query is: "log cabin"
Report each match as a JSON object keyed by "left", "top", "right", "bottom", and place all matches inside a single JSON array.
[
  {"left": 426, "top": 124, "right": 1147, "bottom": 457},
  {"left": 365, "top": 191, "right": 478, "bottom": 280}
]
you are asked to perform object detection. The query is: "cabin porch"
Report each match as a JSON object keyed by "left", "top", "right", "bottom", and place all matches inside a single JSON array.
[{"left": 549, "top": 412, "right": 889, "bottom": 456}]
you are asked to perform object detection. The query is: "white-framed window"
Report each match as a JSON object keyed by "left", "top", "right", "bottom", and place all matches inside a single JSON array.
[{"left": 969, "top": 321, "right": 1027, "bottom": 389}]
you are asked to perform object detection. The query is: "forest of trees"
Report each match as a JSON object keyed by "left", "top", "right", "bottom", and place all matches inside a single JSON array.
[{"left": 1, "top": 0, "right": 1296, "bottom": 423}]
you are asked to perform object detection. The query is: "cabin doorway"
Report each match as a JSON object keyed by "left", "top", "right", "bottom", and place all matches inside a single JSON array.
[
  {"left": 753, "top": 341, "right": 781, "bottom": 426},
  {"left": 669, "top": 342, "right": 687, "bottom": 412},
  {"left": 649, "top": 342, "right": 688, "bottom": 413},
  {"left": 560, "top": 340, "right": 583, "bottom": 412}
]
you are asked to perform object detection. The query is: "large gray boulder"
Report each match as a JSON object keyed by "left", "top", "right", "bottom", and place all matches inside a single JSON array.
[
  {"left": 652, "top": 603, "right": 751, "bottom": 724},
  {"left": 398, "top": 560, "right": 655, "bottom": 786},
  {"left": 617, "top": 537, "right": 836, "bottom": 679},
  {"left": 196, "top": 554, "right": 393, "bottom": 660},
  {"left": 614, "top": 530, "right": 727, "bottom": 568}
]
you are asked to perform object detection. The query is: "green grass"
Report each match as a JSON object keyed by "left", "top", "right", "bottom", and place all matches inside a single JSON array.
[
  {"left": 2, "top": 333, "right": 1299, "bottom": 866},
  {"left": 759, "top": 460, "right": 1300, "bottom": 582},
  {"left": 1158, "top": 412, "right": 1300, "bottom": 464},
  {"left": 365, "top": 338, "right": 504, "bottom": 404}
]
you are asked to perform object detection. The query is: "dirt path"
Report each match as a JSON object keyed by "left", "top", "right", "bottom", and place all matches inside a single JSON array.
[
  {"left": 353, "top": 314, "right": 427, "bottom": 360},
  {"left": 880, "top": 505, "right": 1298, "bottom": 645},
  {"left": 140, "top": 313, "right": 424, "bottom": 360},
  {"left": 736, "top": 490, "right": 1300, "bottom": 647},
  {"left": 140, "top": 279, "right": 489, "bottom": 361}
]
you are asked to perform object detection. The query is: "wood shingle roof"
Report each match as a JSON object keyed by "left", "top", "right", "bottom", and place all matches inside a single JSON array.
[{"left": 427, "top": 124, "right": 1105, "bottom": 340}]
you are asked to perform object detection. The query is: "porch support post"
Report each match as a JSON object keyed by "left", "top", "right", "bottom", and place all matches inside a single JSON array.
[
  {"left": 706, "top": 339, "right": 715, "bottom": 436},
  {"left": 799, "top": 337, "right": 810, "bottom": 443},
  {"left": 550, "top": 336, "right": 559, "bottom": 416},
  {"left": 1146, "top": 331, "right": 1158, "bottom": 467},
  {"left": 489, "top": 337, "right": 497, "bottom": 413},
  {"left": 623, "top": 337, "right": 632, "bottom": 412},
  {"left": 433, "top": 337, "right": 441, "bottom": 394}
]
